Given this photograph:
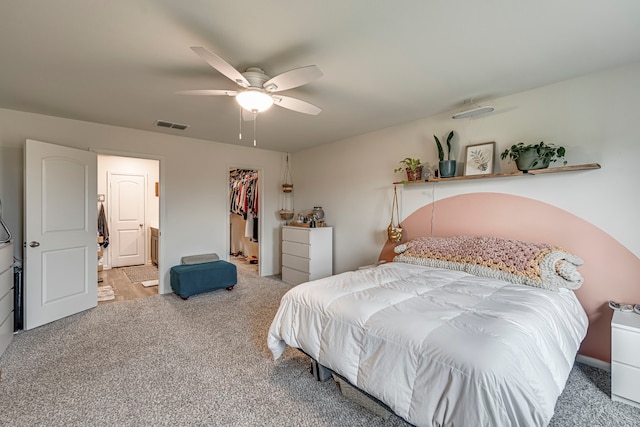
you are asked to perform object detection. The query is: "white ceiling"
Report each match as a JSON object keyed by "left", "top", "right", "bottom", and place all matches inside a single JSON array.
[{"left": 2, "top": 1, "right": 640, "bottom": 153}]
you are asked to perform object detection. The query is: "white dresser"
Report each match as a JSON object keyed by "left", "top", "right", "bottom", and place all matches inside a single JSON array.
[
  {"left": 281, "top": 226, "right": 333, "bottom": 285},
  {"left": 611, "top": 310, "right": 640, "bottom": 409},
  {"left": 0, "top": 241, "right": 14, "bottom": 357}
]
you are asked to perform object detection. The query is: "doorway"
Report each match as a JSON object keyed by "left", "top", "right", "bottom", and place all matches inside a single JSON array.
[
  {"left": 229, "top": 168, "right": 260, "bottom": 276},
  {"left": 97, "top": 155, "right": 160, "bottom": 303}
]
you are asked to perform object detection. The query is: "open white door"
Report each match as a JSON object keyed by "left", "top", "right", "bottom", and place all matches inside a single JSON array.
[{"left": 24, "top": 139, "right": 97, "bottom": 330}]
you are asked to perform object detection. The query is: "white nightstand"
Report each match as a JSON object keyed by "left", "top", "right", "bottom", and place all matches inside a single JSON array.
[{"left": 611, "top": 310, "right": 640, "bottom": 409}]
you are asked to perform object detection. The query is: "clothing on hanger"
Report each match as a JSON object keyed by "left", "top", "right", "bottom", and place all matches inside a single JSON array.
[{"left": 98, "top": 202, "right": 109, "bottom": 248}]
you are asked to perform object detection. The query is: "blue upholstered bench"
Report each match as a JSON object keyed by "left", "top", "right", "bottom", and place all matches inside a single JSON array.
[{"left": 170, "top": 260, "right": 237, "bottom": 299}]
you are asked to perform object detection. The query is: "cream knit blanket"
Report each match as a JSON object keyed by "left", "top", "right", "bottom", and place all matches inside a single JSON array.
[{"left": 393, "top": 236, "right": 584, "bottom": 291}]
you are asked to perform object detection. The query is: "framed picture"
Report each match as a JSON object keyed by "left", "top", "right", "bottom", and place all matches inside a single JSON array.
[{"left": 464, "top": 142, "right": 495, "bottom": 176}]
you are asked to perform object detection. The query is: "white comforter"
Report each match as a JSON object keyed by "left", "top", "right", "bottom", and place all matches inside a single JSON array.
[{"left": 268, "top": 262, "right": 588, "bottom": 427}]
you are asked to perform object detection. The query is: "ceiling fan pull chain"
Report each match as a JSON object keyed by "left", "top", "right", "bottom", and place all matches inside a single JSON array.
[
  {"left": 238, "top": 107, "right": 242, "bottom": 140},
  {"left": 253, "top": 111, "right": 258, "bottom": 147}
]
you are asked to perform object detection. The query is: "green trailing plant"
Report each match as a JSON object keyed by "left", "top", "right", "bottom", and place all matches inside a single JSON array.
[
  {"left": 394, "top": 157, "right": 422, "bottom": 173},
  {"left": 500, "top": 141, "right": 567, "bottom": 168},
  {"left": 433, "top": 131, "right": 454, "bottom": 161}
]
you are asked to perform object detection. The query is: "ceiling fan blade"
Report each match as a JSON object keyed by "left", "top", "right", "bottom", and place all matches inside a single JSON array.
[
  {"left": 263, "top": 65, "right": 323, "bottom": 92},
  {"left": 272, "top": 95, "right": 321, "bottom": 115},
  {"left": 176, "top": 89, "right": 238, "bottom": 96},
  {"left": 190, "top": 46, "right": 250, "bottom": 88}
]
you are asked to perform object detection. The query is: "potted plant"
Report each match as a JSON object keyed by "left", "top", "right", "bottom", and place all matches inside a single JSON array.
[
  {"left": 434, "top": 131, "right": 456, "bottom": 177},
  {"left": 394, "top": 157, "right": 423, "bottom": 181},
  {"left": 500, "top": 141, "right": 567, "bottom": 171}
]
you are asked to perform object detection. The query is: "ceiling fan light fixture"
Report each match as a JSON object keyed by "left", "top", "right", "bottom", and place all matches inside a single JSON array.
[
  {"left": 451, "top": 100, "right": 495, "bottom": 120},
  {"left": 236, "top": 90, "right": 273, "bottom": 113},
  {"left": 185, "top": 47, "right": 322, "bottom": 116},
  {"left": 452, "top": 106, "right": 494, "bottom": 119}
]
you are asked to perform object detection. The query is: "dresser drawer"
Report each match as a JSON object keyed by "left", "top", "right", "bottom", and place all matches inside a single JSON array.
[
  {"left": 612, "top": 361, "right": 640, "bottom": 404},
  {"left": 0, "top": 266, "right": 12, "bottom": 300},
  {"left": 282, "top": 227, "right": 310, "bottom": 244},
  {"left": 282, "top": 253, "right": 310, "bottom": 274},
  {"left": 282, "top": 240, "right": 310, "bottom": 258},
  {"left": 0, "top": 303, "right": 13, "bottom": 356},
  {"left": 0, "top": 288, "right": 13, "bottom": 324},
  {"left": 282, "top": 266, "right": 310, "bottom": 286},
  {"left": 612, "top": 326, "right": 640, "bottom": 366},
  {"left": 0, "top": 242, "right": 12, "bottom": 273}
]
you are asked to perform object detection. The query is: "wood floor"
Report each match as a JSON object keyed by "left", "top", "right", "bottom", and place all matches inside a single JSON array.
[{"left": 98, "top": 267, "right": 157, "bottom": 304}]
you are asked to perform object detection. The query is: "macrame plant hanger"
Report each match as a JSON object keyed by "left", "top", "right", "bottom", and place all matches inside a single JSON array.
[
  {"left": 278, "top": 154, "right": 294, "bottom": 222},
  {"left": 387, "top": 185, "right": 403, "bottom": 243}
]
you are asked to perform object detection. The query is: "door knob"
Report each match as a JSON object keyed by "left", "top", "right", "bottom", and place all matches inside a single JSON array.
[{"left": 29, "top": 241, "right": 40, "bottom": 247}]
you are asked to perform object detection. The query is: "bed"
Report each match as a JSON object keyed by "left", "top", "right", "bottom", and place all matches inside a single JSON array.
[{"left": 268, "top": 236, "right": 588, "bottom": 427}]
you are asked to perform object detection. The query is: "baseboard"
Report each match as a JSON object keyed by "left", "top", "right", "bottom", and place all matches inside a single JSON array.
[{"left": 576, "top": 354, "right": 611, "bottom": 372}]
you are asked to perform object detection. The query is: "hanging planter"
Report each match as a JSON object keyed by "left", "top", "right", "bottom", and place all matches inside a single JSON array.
[
  {"left": 279, "top": 154, "right": 295, "bottom": 222},
  {"left": 282, "top": 154, "right": 293, "bottom": 193},
  {"left": 282, "top": 183, "right": 293, "bottom": 193},
  {"left": 279, "top": 209, "right": 294, "bottom": 220}
]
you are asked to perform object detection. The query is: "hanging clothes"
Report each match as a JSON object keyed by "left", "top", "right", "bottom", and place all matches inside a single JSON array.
[
  {"left": 229, "top": 169, "right": 259, "bottom": 223},
  {"left": 229, "top": 170, "right": 259, "bottom": 259},
  {"left": 98, "top": 202, "right": 109, "bottom": 248}
]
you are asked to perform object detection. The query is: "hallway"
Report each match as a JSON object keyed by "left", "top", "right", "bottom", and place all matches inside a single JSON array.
[{"left": 97, "top": 267, "right": 157, "bottom": 304}]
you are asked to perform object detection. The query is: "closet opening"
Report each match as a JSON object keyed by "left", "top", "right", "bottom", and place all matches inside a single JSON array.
[{"left": 229, "top": 168, "right": 260, "bottom": 277}]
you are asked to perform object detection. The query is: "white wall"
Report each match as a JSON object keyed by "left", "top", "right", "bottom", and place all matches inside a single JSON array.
[
  {"left": 292, "top": 61, "right": 640, "bottom": 274},
  {"left": 0, "top": 110, "right": 285, "bottom": 294}
]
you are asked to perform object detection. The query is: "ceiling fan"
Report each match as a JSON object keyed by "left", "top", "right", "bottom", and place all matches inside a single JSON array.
[{"left": 179, "top": 46, "right": 323, "bottom": 120}]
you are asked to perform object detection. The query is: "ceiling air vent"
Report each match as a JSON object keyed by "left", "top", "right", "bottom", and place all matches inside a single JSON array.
[{"left": 155, "top": 120, "right": 189, "bottom": 130}]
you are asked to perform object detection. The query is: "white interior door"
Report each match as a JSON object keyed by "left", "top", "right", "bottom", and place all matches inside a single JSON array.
[
  {"left": 24, "top": 139, "right": 97, "bottom": 330},
  {"left": 109, "top": 173, "right": 145, "bottom": 267}
]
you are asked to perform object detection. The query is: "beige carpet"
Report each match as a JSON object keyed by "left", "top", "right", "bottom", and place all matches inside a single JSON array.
[{"left": 1, "top": 268, "right": 638, "bottom": 426}]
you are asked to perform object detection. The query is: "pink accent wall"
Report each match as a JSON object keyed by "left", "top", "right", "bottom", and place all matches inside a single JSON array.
[{"left": 380, "top": 192, "right": 640, "bottom": 363}]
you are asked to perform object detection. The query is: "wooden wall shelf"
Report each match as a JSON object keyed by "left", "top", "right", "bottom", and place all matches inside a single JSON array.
[{"left": 393, "top": 163, "right": 601, "bottom": 185}]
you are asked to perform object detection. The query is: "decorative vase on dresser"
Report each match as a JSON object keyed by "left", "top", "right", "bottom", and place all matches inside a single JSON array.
[
  {"left": 281, "top": 226, "right": 333, "bottom": 285},
  {"left": 0, "top": 241, "right": 14, "bottom": 357}
]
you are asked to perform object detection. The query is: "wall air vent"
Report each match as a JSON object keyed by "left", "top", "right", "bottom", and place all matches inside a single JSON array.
[{"left": 155, "top": 120, "right": 190, "bottom": 130}]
